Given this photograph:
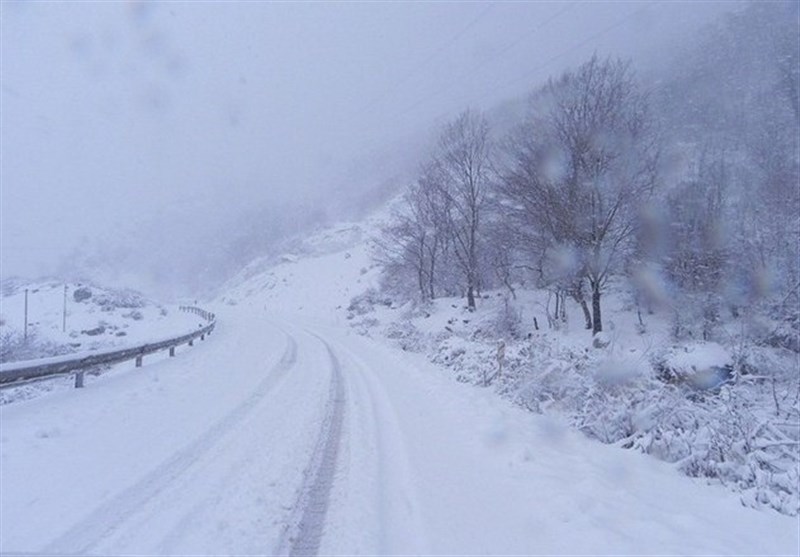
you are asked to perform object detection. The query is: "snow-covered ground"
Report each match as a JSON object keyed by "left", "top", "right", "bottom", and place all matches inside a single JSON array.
[
  {"left": 1, "top": 222, "right": 798, "bottom": 555},
  {"left": 0, "top": 278, "right": 204, "bottom": 363}
]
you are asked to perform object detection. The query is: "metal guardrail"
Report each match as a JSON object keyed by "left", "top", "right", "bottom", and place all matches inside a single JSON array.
[
  {"left": 178, "top": 305, "right": 215, "bottom": 322},
  {"left": 0, "top": 306, "right": 216, "bottom": 389}
]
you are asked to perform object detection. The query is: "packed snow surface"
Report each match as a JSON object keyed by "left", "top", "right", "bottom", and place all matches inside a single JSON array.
[{"left": 1, "top": 224, "right": 797, "bottom": 555}]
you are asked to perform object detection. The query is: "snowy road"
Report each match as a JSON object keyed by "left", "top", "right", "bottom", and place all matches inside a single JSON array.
[
  {"left": 1, "top": 303, "right": 797, "bottom": 555},
  {"left": 0, "top": 307, "right": 422, "bottom": 555}
]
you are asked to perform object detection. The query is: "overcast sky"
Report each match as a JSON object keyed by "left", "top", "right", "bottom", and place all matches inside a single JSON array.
[{"left": 1, "top": 1, "right": 737, "bottom": 295}]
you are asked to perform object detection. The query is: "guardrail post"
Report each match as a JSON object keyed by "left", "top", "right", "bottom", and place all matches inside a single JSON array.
[
  {"left": 169, "top": 346, "right": 175, "bottom": 357},
  {"left": 135, "top": 356, "right": 143, "bottom": 367},
  {"left": 74, "top": 371, "right": 84, "bottom": 388}
]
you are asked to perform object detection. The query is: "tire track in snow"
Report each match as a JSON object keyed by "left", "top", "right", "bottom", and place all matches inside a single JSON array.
[
  {"left": 320, "top": 333, "right": 430, "bottom": 555},
  {"left": 277, "top": 335, "right": 345, "bottom": 557},
  {"left": 42, "top": 333, "right": 298, "bottom": 555}
]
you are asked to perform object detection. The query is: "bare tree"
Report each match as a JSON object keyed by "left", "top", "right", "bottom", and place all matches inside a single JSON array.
[
  {"left": 373, "top": 178, "right": 442, "bottom": 302},
  {"left": 373, "top": 214, "right": 427, "bottom": 302},
  {"left": 431, "top": 110, "right": 493, "bottom": 310},
  {"left": 662, "top": 143, "right": 729, "bottom": 339},
  {"left": 653, "top": 1, "right": 799, "bottom": 342},
  {"left": 501, "top": 55, "right": 658, "bottom": 333}
]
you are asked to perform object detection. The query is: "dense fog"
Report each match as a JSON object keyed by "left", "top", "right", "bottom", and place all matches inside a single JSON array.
[{"left": 1, "top": 1, "right": 747, "bottom": 297}]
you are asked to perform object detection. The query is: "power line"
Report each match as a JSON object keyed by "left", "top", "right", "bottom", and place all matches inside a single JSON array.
[
  {"left": 481, "top": 3, "right": 649, "bottom": 99},
  {"left": 358, "top": 2, "right": 496, "bottom": 117},
  {"left": 392, "top": 3, "right": 648, "bottom": 123},
  {"left": 403, "top": 1, "right": 577, "bottom": 114},
  {"left": 468, "top": 2, "right": 578, "bottom": 78}
]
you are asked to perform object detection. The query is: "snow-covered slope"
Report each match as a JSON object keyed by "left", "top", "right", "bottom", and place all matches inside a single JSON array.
[
  {"left": 220, "top": 220, "right": 383, "bottom": 323},
  {"left": 0, "top": 278, "right": 204, "bottom": 364},
  {"left": 1, "top": 219, "right": 797, "bottom": 555}
]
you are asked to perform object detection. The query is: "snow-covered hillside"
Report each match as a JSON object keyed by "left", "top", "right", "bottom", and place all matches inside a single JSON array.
[
  {"left": 222, "top": 215, "right": 800, "bottom": 517},
  {"left": 220, "top": 221, "right": 383, "bottom": 323},
  {"left": 1, "top": 219, "right": 797, "bottom": 555},
  {"left": 0, "top": 278, "right": 204, "bottom": 365}
]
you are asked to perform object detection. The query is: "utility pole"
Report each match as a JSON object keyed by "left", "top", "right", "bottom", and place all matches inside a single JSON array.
[
  {"left": 63, "top": 284, "right": 68, "bottom": 332},
  {"left": 23, "top": 288, "right": 28, "bottom": 341}
]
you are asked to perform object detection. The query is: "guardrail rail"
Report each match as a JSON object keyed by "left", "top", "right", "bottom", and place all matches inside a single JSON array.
[{"left": 0, "top": 306, "right": 216, "bottom": 389}]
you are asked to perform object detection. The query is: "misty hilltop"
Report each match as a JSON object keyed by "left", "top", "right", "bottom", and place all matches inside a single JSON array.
[{"left": 2, "top": 0, "right": 742, "bottom": 298}]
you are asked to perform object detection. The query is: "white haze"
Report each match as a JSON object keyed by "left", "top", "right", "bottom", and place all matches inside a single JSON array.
[{"left": 1, "top": 1, "right": 735, "bottom": 298}]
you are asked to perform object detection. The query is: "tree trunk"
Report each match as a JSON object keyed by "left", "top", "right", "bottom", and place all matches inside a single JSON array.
[
  {"left": 579, "top": 297, "right": 592, "bottom": 330},
  {"left": 591, "top": 283, "right": 603, "bottom": 334},
  {"left": 428, "top": 253, "right": 436, "bottom": 300},
  {"left": 467, "top": 284, "right": 476, "bottom": 311},
  {"left": 570, "top": 285, "right": 592, "bottom": 330},
  {"left": 553, "top": 290, "right": 560, "bottom": 328}
]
